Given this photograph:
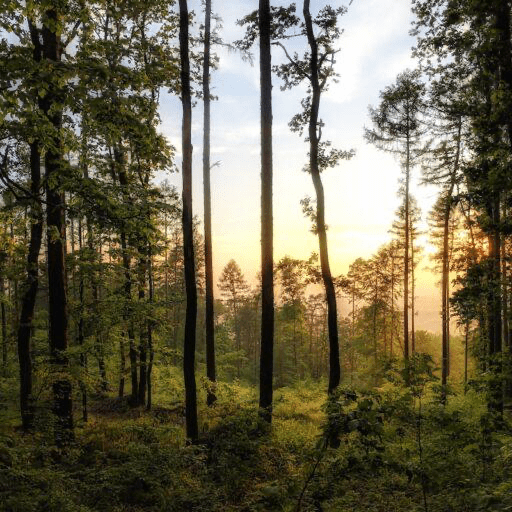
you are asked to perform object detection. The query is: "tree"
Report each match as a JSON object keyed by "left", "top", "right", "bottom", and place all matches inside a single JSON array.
[
  {"left": 218, "top": 259, "right": 250, "bottom": 375},
  {"left": 413, "top": 0, "right": 512, "bottom": 412},
  {"left": 202, "top": 0, "right": 217, "bottom": 407},
  {"left": 391, "top": 196, "right": 422, "bottom": 354},
  {"left": 179, "top": 0, "right": 198, "bottom": 441},
  {"left": 41, "top": 4, "right": 75, "bottom": 446},
  {"left": 258, "top": 0, "right": 275, "bottom": 423},
  {"left": 270, "top": 2, "right": 353, "bottom": 395},
  {"left": 365, "top": 69, "right": 427, "bottom": 373}
]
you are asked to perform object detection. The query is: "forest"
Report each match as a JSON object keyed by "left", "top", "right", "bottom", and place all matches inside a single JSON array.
[{"left": 1, "top": 0, "right": 512, "bottom": 511}]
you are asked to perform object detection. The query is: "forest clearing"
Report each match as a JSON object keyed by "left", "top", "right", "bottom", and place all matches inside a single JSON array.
[{"left": 1, "top": 0, "right": 512, "bottom": 510}]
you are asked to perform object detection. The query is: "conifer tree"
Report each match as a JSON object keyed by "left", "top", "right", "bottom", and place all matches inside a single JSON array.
[{"left": 366, "top": 70, "right": 427, "bottom": 375}]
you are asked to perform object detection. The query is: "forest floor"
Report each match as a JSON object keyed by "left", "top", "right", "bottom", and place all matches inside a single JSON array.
[{"left": 1, "top": 378, "right": 512, "bottom": 511}]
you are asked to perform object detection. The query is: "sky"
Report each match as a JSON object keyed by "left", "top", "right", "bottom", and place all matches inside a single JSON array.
[{"left": 158, "top": 0, "right": 445, "bottom": 332}]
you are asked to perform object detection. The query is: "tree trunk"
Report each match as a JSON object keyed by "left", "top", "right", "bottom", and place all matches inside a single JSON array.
[
  {"left": 137, "top": 254, "right": 147, "bottom": 406},
  {"left": 1, "top": 276, "right": 7, "bottom": 371},
  {"left": 116, "top": 151, "right": 138, "bottom": 406},
  {"left": 404, "top": 138, "right": 410, "bottom": 370},
  {"left": 180, "top": 0, "right": 199, "bottom": 441},
  {"left": 488, "top": 196, "right": 503, "bottom": 414},
  {"left": 41, "top": 8, "right": 73, "bottom": 445},
  {"left": 202, "top": 0, "right": 217, "bottom": 407},
  {"left": 259, "top": 0, "right": 274, "bottom": 422},
  {"left": 304, "top": 0, "right": 340, "bottom": 395},
  {"left": 411, "top": 224, "right": 416, "bottom": 354},
  {"left": 77, "top": 218, "right": 87, "bottom": 422},
  {"left": 441, "top": 187, "right": 454, "bottom": 400},
  {"left": 146, "top": 249, "right": 154, "bottom": 410},
  {"left": 119, "top": 338, "right": 126, "bottom": 399},
  {"left": 17, "top": 141, "right": 43, "bottom": 432}
]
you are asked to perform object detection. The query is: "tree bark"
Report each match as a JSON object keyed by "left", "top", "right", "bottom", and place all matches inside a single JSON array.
[
  {"left": 180, "top": 0, "right": 199, "bottom": 441},
  {"left": 146, "top": 249, "right": 154, "bottom": 410},
  {"left": 116, "top": 151, "right": 138, "bottom": 406},
  {"left": 77, "top": 217, "right": 87, "bottom": 421},
  {"left": 17, "top": 141, "right": 43, "bottom": 432},
  {"left": 137, "top": 253, "right": 147, "bottom": 406},
  {"left": 304, "top": 0, "right": 340, "bottom": 395},
  {"left": 259, "top": 0, "right": 274, "bottom": 422},
  {"left": 203, "top": 0, "right": 217, "bottom": 407},
  {"left": 41, "top": 7, "right": 73, "bottom": 445},
  {"left": 404, "top": 137, "right": 410, "bottom": 370}
]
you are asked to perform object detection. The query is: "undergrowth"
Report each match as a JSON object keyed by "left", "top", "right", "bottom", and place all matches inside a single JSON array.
[{"left": 1, "top": 376, "right": 512, "bottom": 512}]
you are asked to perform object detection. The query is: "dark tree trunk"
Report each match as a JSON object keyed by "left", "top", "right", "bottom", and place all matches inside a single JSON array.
[
  {"left": 404, "top": 140, "right": 410, "bottom": 370},
  {"left": 1, "top": 277, "right": 7, "bottom": 370},
  {"left": 179, "top": 0, "right": 199, "bottom": 441},
  {"left": 116, "top": 151, "right": 138, "bottom": 406},
  {"left": 411, "top": 226, "right": 416, "bottom": 354},
  {"left": 203, "top": 0, "right": 216, "bottom": 407},
  {"left": 15, "top": 20, "right": 44, "bottom": 432},
  {"left": 441, "top": 178, "right": 456, "bottom": 401},
  {"left": 137, "top": 254, "right": 147, "bottom": 406},
  {"left": 119, "top": 339, "right": 126, "bottom": 398},
  {"left": 259, "top": 0, "right": 274, "bottom": 423},
  {"left": 304, "top": 0, "right": 340, "bottom": 395},
  {"left": 41, "top": 8, "right": 73, "bottom": 445},
  {"left": 120, "top": 228, "right": 138, "bottom": 406},
  {"left": 77, "top": 218, "right": 87, "bottom": 422},
  {"left": 146, "top": 250, "right": 154, "bottom": 410},
  {"left": 17, "top": 141, "right": 43, "bottom": 432},
  {"left": 488, "top": 197, "right": 503, "bottom": 414}
]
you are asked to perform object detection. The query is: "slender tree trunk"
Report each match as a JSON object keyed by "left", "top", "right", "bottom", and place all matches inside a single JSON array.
[
  {"left": 17, "top": 141, "right": 43, "bottom": 432},
  {"left": 119, "top": 338, "right": 126, "bottom": 399},
  {"left": 137, "top": 253, "right": 147, "bottom": 406},
  {"left": 488, "top": 196, "right": 503, "bottom": 414},
  {"left": 1, "top": 276, "right": 7, "bottom": 371},
  {"left": 15, "top": 20, "right": 44, "bottom": 432},
  {"left": 117, "top": 151, "right": 138, "bottom": 406},
  {"left": 304, "top": 0, "right": 340, "bottom": 395},
  {"left": 180, "top": 0, "right": 199, "bottom": 441},
  {"left": 441, "top": 191, "right": 453, "bottom": 400},
  {"left": 259, "top": 0, "right": 274, "bottom": 423},
  {"left": 391, "top": 252, "right": 395, "bottom": 357},
  {"left": 411, "top": 226, "right": 416, "bottom": 354},
  {"left": 404, "top": 137, "right": 410, "bottom": 370},
  {"left": 77, "top": 218, "right": 87, "bottom": 421},
  {"left": 202, "top": 0, "right": 217, "bottom": 407},
  {"left": 146, "top": 249, "right": 154, "bottom": 410},
  {"left": 41, "top": 8, "right": 73, "bottom": 445},
  {"left": 464, "top": 321, "right": 469, "bottom": 393}
]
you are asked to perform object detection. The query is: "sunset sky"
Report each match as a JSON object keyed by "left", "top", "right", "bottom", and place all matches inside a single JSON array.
[{"left": 159, "top": 0, "right": 444, "bottom": 331}]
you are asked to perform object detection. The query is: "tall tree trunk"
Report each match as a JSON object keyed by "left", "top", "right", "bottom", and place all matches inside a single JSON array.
[
  {"left": 304, "top": 0, "right": 340, "bottom": 395},
  {"left": 1, "top": 276, "right": 7, "bottom": 371},
  {"left": 259, "top": 0, "right": 274, "bottom": 423},
  {"left": 77, "top": 217, "right": 87, "bottom": 421},
  {"left": 121, "top": 229, "right": 138, "bottom": 406},
  {"left": 488, "top": 196, "right": 503, "bottom": 414},
  {"left": 441, "top": 187, "right": 454, "bottom": 400},
  {"left": 119, "top": 338, "right": 126, "bottom": 399},
  {"left": 411, "top": 224, "right": 416, "bottom": 354},
  {"left": 41, "top": 8, "right": 73, "bottom": 445},
  {"left": 116, "top": 150, "right": 138, "bottom": 406},
  {"left": 464, "top": 321, "right": 469, "bottom": 393},
  {"left": 17, "top": 141, "right": 43, "bottom": 432},
  {"left": 202, "top": 0, "right": 217, "bottom": 407},
  {"left": 137, "top": 253, "right": 147, "bottom": 406},
  {"left": 15, "top": 19, "right": 44, "bottom": 432},
  {"left": 146, "top": 249, "right": 154, "bottom": 410},
  {"left": 179, "top": 0, "right": 199, "bottom": 441},
  {"left": 404, "top": 138, "right": 410, "bottom": 370}
]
